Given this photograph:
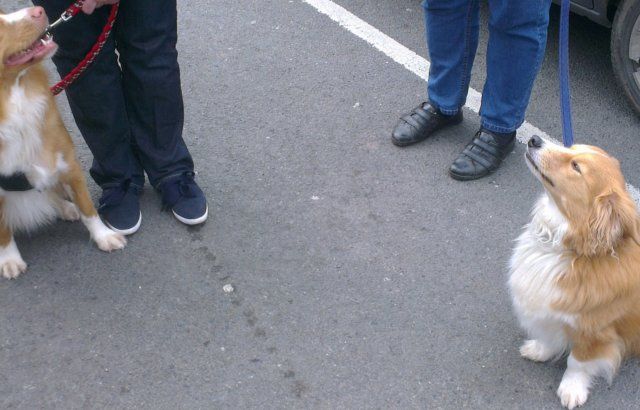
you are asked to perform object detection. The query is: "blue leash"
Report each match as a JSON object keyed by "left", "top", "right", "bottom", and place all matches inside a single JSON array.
[{"left": 559, "top": 0, "right": 574, "bottom": 147}]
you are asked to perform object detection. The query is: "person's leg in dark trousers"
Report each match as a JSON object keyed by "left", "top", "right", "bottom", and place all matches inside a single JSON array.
[
  {"left": 32, "top": 0, "right": 144, "bottom": 188},
  {"left": 115, "top": 0, "right": 192, "bottom": 185},
  {"left": 114, "top": 0, "right": 208, "bottom": 224},
  {"left": 33, "top": 0, "right": 145, "bottom": 234}
]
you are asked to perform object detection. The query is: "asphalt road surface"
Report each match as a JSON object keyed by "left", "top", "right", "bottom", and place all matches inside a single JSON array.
[{"left": 2, "top": 0, "right": 640, "bottom": 409}]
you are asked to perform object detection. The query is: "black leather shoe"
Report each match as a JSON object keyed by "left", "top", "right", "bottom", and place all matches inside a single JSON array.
[
  {"left": 449, "top": 130, "right": 515, "bottom": 181},
  {"left": 391, "top": 102, "right": 463, "bottom": 147}
]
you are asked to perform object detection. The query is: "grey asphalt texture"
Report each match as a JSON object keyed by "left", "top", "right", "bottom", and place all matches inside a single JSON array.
[{"left": 2, "top": 0, "right": 640, "bottom": 409}]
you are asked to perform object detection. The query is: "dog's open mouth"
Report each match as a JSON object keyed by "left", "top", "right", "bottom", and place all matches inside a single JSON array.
[
  {"left": 5, "top": 32, "right": 56, "bottom": 67},
  {"left": 526, "top": 152, "right": 555, "bottom": 187}
]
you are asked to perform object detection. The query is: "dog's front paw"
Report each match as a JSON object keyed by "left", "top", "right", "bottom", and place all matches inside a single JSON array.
[
  {"left": 0, "top": 240, "right": 27, "bottom": 279},
  {"left": 1, "top": 258, "right": 27, "bottom": 279},
  {"left": 94, "top": 231, "right": 127, "bottom": 252},
  {"left": 82, "top": 216, "right": 127, "bottom": 252},
  {"left": 557, "top": 377, "right": 589, "bottom": 409},
  {"left": 520, "top": 339, "right": 555, "bottom": 362}
]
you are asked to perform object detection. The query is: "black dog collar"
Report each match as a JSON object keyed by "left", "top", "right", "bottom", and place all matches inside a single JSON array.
[{"left": 0, "top": 173, "right": 35, "bottom": 192}]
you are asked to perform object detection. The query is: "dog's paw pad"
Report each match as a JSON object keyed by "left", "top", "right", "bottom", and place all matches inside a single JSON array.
[
  {"left": 59, "top": 201, "right": 80, "bottom": 221},
  {"left": 557, "top": 379, "right": 589, "bottom": 409},
  {"left": 1, "top": 259, "right": 27, "bottom": 279},
  {"left": 520, "top": 339, "right": 553, "bottom": 362},
  {"left": 95, "top": 232, "right": 126, "bottom": 252}
]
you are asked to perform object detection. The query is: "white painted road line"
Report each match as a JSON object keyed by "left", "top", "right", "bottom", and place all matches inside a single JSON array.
[{"left": 302, "top": 0, "right": 640, "bottom": 205}]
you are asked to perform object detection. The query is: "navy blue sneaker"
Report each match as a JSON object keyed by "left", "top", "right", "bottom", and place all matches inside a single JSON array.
[
  {"left": 98, "top": 180, "right": 142, "bottom": 235},
  {"left": 159, "top": 172, "right": 208, "bottom": 225}
]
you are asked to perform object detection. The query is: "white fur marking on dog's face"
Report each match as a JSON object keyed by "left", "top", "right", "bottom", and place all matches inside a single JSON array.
[{"left": 0, "top": 9, "right": 29, "bottom": 24}]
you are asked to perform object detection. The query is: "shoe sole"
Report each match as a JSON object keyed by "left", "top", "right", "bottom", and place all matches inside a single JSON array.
[
  {"left": 173, "top": 206, "right": 208, "bottom": 226},
  {"left": 449, "top": 169, "right": 492, "bottom": 181},
  {"left": 391, "top": 115, "right": 464, "bottom": 147},
  {"left": 105, "top": 212, "right": 142, "bottom": 236},
  {"left": 391, "top": 136, "right": 426, "bottom": 147}
]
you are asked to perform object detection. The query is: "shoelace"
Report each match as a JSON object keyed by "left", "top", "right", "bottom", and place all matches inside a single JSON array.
[
  {"left": 98, "top": 179, "right": 138, "bottom": 212},
  {"left": 161, "top": 172, "right": 198, "bottom": 210}
]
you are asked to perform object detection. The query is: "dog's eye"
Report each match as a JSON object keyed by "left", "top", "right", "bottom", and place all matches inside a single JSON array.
[{"left": 571, "top": 161, "right": 581, "bottom": 174}]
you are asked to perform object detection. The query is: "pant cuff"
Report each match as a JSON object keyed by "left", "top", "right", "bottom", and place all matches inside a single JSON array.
[
  {"left": 430, "top": 101, "right": 460, "bottom": 116},
  {"left": 155, "top": 170, "right": 195, "bottom": 188},
  {"left": 101, "top": 180, "right": 144, "bottom": 190},
  {"left": 480, "top": 120, "right": 518, "bottom": 134}
]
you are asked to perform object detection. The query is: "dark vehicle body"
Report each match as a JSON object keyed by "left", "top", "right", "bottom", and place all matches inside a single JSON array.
[
  {"left": 562, "top": 0, "right": 615, "bottom": 26},
  {"left": 555, "top": 0, "right": 640, "bottom": 114}
]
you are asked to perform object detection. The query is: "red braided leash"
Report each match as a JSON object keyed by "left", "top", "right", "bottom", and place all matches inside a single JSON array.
[{"left": 50, "top": 1, "right": 119, "bottom": 95}]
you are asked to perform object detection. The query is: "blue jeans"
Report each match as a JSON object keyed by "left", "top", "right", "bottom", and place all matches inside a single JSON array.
[{"left": 423, "top": 0, "right": 552, "bottom": 133}]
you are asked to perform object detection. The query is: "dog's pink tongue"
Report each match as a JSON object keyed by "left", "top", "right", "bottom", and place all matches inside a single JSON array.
[{"left": 5, "top": 52, "right": 34, "bottom": 67}]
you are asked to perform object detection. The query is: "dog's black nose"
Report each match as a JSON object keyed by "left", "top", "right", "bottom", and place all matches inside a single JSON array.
[{"left": 528, "top": 135, "right": 543, "bottom": 149}]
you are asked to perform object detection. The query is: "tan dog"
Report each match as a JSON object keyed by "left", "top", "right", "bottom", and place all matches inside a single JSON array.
[
  {"left": 509, "top": 135, "right": 640, "bottom": 408},
  {"left": 0, "top": 6, "right": 125, "bottom": 279}
]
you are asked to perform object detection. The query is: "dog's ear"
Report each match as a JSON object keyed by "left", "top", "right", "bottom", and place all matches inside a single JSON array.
[
  {"left": 566, "top": 189, "right": 639, "bottom": 255},
  {"left": 586, "top": 189, "right": 640, "bottom": 254},
  {"left": 610, "top": 189, "right": 640, "bottom": 247}
]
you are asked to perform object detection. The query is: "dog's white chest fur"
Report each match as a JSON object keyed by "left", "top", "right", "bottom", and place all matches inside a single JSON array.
[
  {"left": 0, "top": 79, "right": 64, "bottom": 231},
  {"left": 509, "top": 195, "right": 576, "bottom": 335},
  {"left": 0, "top": 78, "right": 47, "bottom": 176}
]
